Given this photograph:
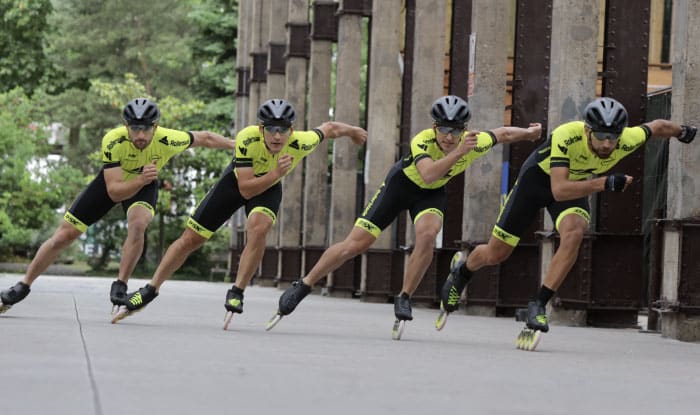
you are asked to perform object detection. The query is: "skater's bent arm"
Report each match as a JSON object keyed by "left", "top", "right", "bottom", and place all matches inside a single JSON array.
[
  {"left": 550, "top": 167, "right": 606, "bottom": 201},
  {"left": 104, "top": 165, "right": 154, "bottom": 202},
  {"left": 316, "top": 122, "right": 368, "bottom": 146},
  {"left": 490, "top": 123, "right": 542, "bottom": 144},
  {"left": 190, "top": 131, "right": 236, "bottom": 150},
  {"left": 236, "top": 166, "right": 283, "bottom": 200},
  {"left": 415, "top": 131, "right": 478, "bottom": 184}
]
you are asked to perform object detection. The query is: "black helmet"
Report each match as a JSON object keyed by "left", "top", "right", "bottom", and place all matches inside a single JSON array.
[
  {"left": 123, "top": 98, "right": 160, "bottom": 125},
  {"left": 431, "top": 95, "right": 471, "bottom": 126},
  {"left": 257, "top": 99, "right": 296, "bottom": 126},
  {"left": 584, "top": 97, "right": 628, "bottom": 138}
]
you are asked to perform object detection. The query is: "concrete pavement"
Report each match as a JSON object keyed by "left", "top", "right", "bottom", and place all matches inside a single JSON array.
[{"left": 1, "top": 274, "right": 699, "bottom": 415}]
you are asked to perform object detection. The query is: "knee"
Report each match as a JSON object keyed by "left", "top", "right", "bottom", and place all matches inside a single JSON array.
[
  {"left": 179, "top": 231, "right": 207, "bottom": 251},
  {"left": 560, "top": 226, "right": 585, "bottom": 248},
  {"left": 126, "top": 220, "right": 150, "bottom": 238},
  {"left": 246, "top": 221, "right": 272, "bottom": 242},
  {"left": 413, "top": 230, "right": 437, "bottom": 252},
  {"left": 342, "top": 239, "right": 371, "bottom": 258},
  {"left": 51, "top": 226, "right": 80, "bottom": 248}
]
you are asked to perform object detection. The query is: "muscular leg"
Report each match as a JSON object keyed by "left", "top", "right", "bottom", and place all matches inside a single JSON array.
[
  {"left": 233, "top": 212, "right": 274, "bottom": 290},
  {"left": 302, "top": 227, "right": 376, "bottom": 286},
  {"left": 150, "top": 228, "right": 208, "bottom": 290},
  {"left": 23, "top": 222, "right": 82, "bottom": 286},
  {"left": 542, "top": 214, "right": 587, "bottom": 291},
  {"left": 466, "top": 235, "right": 515, "bottom": 271},
  {"left": 400, "top": 213, "right": 442, "bottom": 296},
  {"left": 117, "top": 205, "right": 154, "bottom": 283}
]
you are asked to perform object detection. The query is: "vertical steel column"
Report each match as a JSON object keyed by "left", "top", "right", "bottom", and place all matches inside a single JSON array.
[
  {"left": 487, "top": 0, "right": 552, "bottom": 311},
  {"left": 586, "top": 0, "right": 651, "bottom": 325},
  {"left": 443, "top": 0, "right": 472, "bottom": 250}
]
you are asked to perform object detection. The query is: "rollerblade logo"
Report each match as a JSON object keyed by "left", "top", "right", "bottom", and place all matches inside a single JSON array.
[
  {"left": 129, "top": 293, "right": 143, "bottom": 306},
  {"left": 557, "top": 144, "right": 568, "bottom": 155},
  {"left": 563, "top": 135, "right": 583, "bottom": 146},
  {"left": 227, "top": 298, "right": 241, "bottom": 307},
  {"left": 159, "top": 137, "right": 169, "bottom": 145},
  {"left": 493, "top": 228, "right": 512, "bottom": 242}
]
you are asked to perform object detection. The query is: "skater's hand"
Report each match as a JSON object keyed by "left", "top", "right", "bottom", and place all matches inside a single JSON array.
[
  {"left": 604, "top": 173, "right": 632, "bottom": 192},
  {"left": 140, "top": 160, "right": 158, "bottom": 185},
  {"left": 274, "top": 154, "right": 293, "bottom": 178},
  {"left": 457, "top": 131, "right": 479, "bottom": 156}
]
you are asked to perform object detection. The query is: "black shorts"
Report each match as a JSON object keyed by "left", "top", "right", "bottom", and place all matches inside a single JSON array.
[
  {"left": 493, "top": 161, "right": 590, "bottom": 247},
  {"left": 355, "top": 163, "right": 447, "bottom": 238},
  {"left": 63, "top": 169, "right": 158, "bottom": 232},
  {"left": 187, "top": 162, "right": 282, "bottom": 239}
]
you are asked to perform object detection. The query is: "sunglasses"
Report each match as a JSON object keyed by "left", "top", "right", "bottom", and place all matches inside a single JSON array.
[
  {"left": 436, "top": 125, "right": 466, "bottom": 136},
  {"left": 590, "top": 130, "right": 620, "bottom": 141},
  {"left": 128, "top": 124, "right": 155, "bottom": 133},
  {"left": 263, "top": 125, "right": 291, "bottom": 135}
]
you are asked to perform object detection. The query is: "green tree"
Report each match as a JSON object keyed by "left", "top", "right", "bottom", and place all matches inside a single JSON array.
[
  {"left": 0, "top": 0, "right": 55, "bottom": 95},
  {"left": 0, "top": 88, "right": 85, "bottom": 260},
  {"left": 188, "top": 0, "right": 238, "bottom": 132}
]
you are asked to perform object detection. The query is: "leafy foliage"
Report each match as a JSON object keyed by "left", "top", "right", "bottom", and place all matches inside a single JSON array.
[{"left": 0, "top": 0, "right": 55, "bottom": 96}]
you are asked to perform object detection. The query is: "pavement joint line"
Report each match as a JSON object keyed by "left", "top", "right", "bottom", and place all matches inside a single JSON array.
[{"left": 72, "top": 294, "right": 103, "bottom": 415}]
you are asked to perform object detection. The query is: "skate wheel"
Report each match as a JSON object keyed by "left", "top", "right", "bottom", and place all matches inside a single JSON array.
[
  {"left": 110, "top": 306, "right": 130, "bottom": 324},
  {"left": 392, "top": 319, "right": 406, "bottom": 340},
  {"left": 435, "top": 309, "right": 448, "bottom": 331},
  {"left": 111, "top": 304, "right": 119, "bottom": 316},
  {"left": 0, "top": 303, "right": 10, "bottom": 314},
  {"left": 528, "top": 330, "right": 542, "bottom": 351},
  {"left": 265, "top": 313, "right": 282, "bottom": 331},
  {"left": 223, "top": 311, "right": 234, "bottom": 330}
]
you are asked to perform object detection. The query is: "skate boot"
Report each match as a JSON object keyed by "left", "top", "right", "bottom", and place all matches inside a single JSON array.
[
  {"left": 435, "top": 251, "right": 471, "bottom": 330},
  {"left": 392, "top": 293, "right": 413, "bottom": 340},
  {"left": 223, "top": 285, "right": 244, "bottom": 330},
  {"left": 515, "top": 301, "right": 548, "bottom": 351},
  {"left": 265, "top": 279, "right": 312, "bottom": 331},
  {"left": 110, "top": 280, "right": 128, "bottom": 314},
  {"left": 0, "top": 282, "right": 31, "bottom": 314},
  {"left": 111, "top": 284, "right": 158, "bottom": 323}
]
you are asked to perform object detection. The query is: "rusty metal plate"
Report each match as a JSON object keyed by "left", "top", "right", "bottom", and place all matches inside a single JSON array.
[
  {"left": 236, "top": 67, "right": 250, "bottom": 97},
  {"left": 303, "top": 246, "right": 328, "bottom": 288},
  {"left": 497, "top": 244, "right": 540, "bottom": 307},
  {"left": 287, "top": 23, "right": 311, "bottom": 59},
  {"left": 311, "top": 2, "right": 339, "bottom": 41},
  {"left": 680, "top": 224, "right": 700, "bottom": 309},
  {"left": 250, "top": 52, "right": 268, "bottom": 82},
  {"left": 279, "top": 247, "right": 302, "bottom": 283},
  {"left": 331, "top": 256, "right": 359, "bottom": 294},
  {"left": 363, "top": 249, "right": 403, "bottom": 299},
  {"left": 589, "top": 234, "right": 643, "bottom": 309},
  {"left": 597, "top": 0, "right": 651, "bottom": 233},
  {"left": 466, "top": 265, "right": 499, "bottom": 307},
  {"left": 268, "top": 42, "right": 286, "bottom": 74},
  {"left": 259, "top": 247, "right": 279, "bottom": 281},
  {"left": 555, "top": 237, "right": 593, "bottom": 307}
]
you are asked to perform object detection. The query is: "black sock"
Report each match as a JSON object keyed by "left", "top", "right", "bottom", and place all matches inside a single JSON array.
[
  {"left": 400, "top": 292, "right": 410, "bottom": 300},
  {"left": 536, "top": 285, "right": 555, "bottom": 306},
  {"left": 231, "top": 285, "right": 244, "bottom": 295},
  {"left": 459, "top": 264, "right": 473, "bottom": 283}
]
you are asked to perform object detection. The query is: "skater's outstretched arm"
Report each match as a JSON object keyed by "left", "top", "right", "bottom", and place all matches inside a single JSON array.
[
  {"left": 190, "top": 130, "right": 236, "bottom": 150},
  {"left": 490, "top": 123, "right": 542, "bottom": 144},
  {"left": 644, "top": 119, "right": 695, "bottom": 142},
  {"left": 316, "top": 121, "right": 367, "bottom": 145}
]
